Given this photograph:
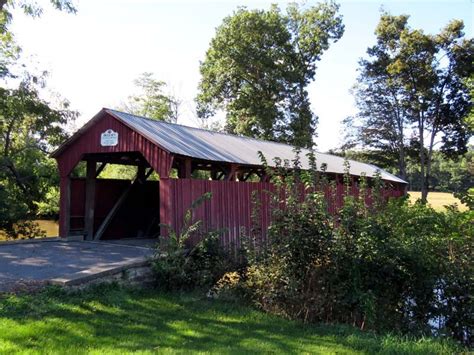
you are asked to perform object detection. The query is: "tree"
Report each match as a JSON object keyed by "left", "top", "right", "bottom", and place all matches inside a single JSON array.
[
  {"left": 0, "top": 0, "right": 77, "bottom": 238},
  {"left": 0, "top": 74, "right": 76, "bottom": 237},
  {"left": 345, "top": 13, "right": 473, "bottom": 202},
  {"left": 0, "top": 0, "right": 76, "bottom": 14},
  {"left": 196, "top": 2, "right": 344, "bottom": 148},
  {"left": 121, "top": 72, "right": 180, "bottom": 123},
  {"left": 465, "top": 74, "right": 474, "bottom": 131},
  {"left": 0, "top": 0, "right": 76, "bottom": 78}
]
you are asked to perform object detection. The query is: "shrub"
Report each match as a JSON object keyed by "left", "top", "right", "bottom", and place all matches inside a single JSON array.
[
  {"left": 207, "top": 271, "right": 244, "bottom": 301},
  {"left": 152, "top": 150, "right": 472, "bottom": 346},
  {"left": 152, "top": 192, "right": 237, "bottom": 291},
  {"left": 242, "top": 151, "right": 473, "bottom": 346}
]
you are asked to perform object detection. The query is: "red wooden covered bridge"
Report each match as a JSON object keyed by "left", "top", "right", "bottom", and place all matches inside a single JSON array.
[{"left": 52, "top": 108, "right": 407, "bottom": 244}]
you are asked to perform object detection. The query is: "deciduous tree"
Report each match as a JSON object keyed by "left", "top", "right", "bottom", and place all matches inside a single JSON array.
[
  {"left": 0, "top": 75, "right": 76, "bottom": 237},
  {"left": 0, "top": 0, "right": 76, "bottom": 238},
  {"left": 121, "top": 72, "right": 180, "bottom": 123},
  {"left": 344, "top": 13, "right": 473, "bottom": 202},
  {"left": 196, "top": 2, "right": 344, "bottom": 148}
]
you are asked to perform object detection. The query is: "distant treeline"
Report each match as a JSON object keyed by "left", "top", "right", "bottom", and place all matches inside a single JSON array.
[{"left": 330, "top": 148, "right": 473, "bottom": 193}]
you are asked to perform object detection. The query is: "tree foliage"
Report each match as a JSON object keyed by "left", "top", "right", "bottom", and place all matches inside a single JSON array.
[
  {"left": 344, "top": 13, "right": 473, "bottom": 202},
  {"left": 152, "top": 192, "right": 239, "bottom": 291},
  {"left": 334, "top": 147, "right": 473, "bottom": 194},
  {"left": 0, "top": 75, "right": 76, "bottom": 237},
  {"left": 407, "top": 148, "right": 473, "bottom": 193},
  {"left": 0, "top": 0, "right": 76, "bottom": 78},
  {"left": 0, "top": 0, "right": 76, "bottom": 238},
  {"left": 0, "top": 0, "right": 76, "bottom": 17},
  {"left": 196, "top": 2, "right": 344, "bottom": 148},
  {"left": 238, "top": 153, "right": 473, "bottom": 346},
  {"left": 465, "top": 73, "right": 474, "bottom": 131},
  {"left": 120, "top": 72, "right": 180, "bottom": 123}
]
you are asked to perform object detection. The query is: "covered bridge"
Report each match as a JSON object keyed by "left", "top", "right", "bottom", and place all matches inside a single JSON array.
[{"left": 52, "top": 108, "right": 407, "bottom": 244}]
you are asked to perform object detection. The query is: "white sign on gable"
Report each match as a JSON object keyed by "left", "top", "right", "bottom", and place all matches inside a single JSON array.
[{"left": 100, "top": 129, "right": 119, "bottom": 147}]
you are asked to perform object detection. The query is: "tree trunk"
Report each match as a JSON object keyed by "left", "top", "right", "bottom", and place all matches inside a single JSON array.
[
  {"left": 398, "top": 141, "right": 407, "bottom": 180},
  {"left": 392, "top": 89, "right": 406, "bottom": 180},
  {"left": 419, "top": 112, "right": 428, "bottom": 203},
  {"left": 424, "top": 127, "right": 438, "bottom": 205}
]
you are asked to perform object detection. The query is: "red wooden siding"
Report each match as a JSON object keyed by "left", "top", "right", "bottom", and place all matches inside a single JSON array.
[
  {"left": 163, "top": 178, "right": 406, "bottom": 247},
  {"left": 70, "top": 178, "right": 85, "bottom": 231},
  {"left": 159, "top": 178, "right": 272, "bottom": 247},
  {"left": 55, "top": 112, "right": 173, "bottom": 178},
  {"left": 55, "top": 112, "right": 173, "bottom": 237},
  {"left": 64, "top": 177, "right": 404, "bottom": 243}
]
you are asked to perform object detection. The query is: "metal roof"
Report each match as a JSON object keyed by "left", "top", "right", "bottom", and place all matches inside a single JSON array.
[{"left": 105, "top": 109, "right": 406, "bottom": 184}]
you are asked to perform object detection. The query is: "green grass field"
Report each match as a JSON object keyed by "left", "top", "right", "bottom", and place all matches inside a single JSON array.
[
  {"left": 0, "top": 285, "right": 460, "bottom": 354},
  {"left": 408, "top": 191, "right": 467, "bottom": 211}
]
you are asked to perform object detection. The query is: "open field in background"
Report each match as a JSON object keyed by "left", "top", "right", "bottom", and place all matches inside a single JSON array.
[
  {"left": 408, "top": 191, "right": 468, "bottom": 211},
  {"left": 0, "top": 285, "right": 461, "bottom": 354}
]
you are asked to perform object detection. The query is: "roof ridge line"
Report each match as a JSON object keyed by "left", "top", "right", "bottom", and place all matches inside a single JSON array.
[
  {"left": 104, "top": 108, "right": 406, "bottom": 184},
  {"left": 104, "top": 108, "right": 322, "bottom": 152}
]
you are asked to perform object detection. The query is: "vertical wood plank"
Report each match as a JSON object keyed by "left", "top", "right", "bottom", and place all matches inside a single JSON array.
[
  {"left": 59, "top": 175, "right": 71, "bottom": 238},
  {"left": 84, "top": 160, "right": 97, "bottom": 240}
]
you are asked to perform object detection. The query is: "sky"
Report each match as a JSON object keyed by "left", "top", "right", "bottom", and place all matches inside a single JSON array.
[{"left": 10, "top": 0, "right": 473, "bottom": 151}]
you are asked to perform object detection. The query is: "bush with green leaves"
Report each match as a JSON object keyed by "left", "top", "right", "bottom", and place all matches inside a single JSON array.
[
  {"left": 241, "top": 151, "right": 473, "bottom": 346},
  {"left": 150, "top": 150, "right": 472, "bottom": 345},
  {"left": 454, "top": 187, "right": 474, "bottom": 210},
  {"left": 152, "top": 192, "right": 237, "bottom": 291}
]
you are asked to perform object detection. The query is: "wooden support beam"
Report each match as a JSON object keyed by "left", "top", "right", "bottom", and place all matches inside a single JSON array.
[
  {"left": 84, "top": 160, "right": 96, "bottom": 241},
  {"left": 137, "top": 164, "right": 146, "bottom": 184},
  {"left": 95, "top": 162, "right": 107, "bottom": 178},
  {"left": 177, "top": 158, "right": 192, "bottom": 179},
  {"left": 226, "top": 164, "right": 238, "bottom": 181},
  {"left": 83, "top": 153, "right": 151, "bottom": 168},
  {"left": 184, "top": 158, "right": 192, "bottom": 178},
  {"left": 240, "top": 169, "right": 255, "bottom": 182},
  {"left": 260, "top": 172, "right": 270, "bottom": 183},
  {"left": 244, "top": 172, "right": 250, "bottom": 181},
  {"left": 351, "top": 176, "right": 357, "bottom": 188},
  {"left": 85, "top": 156, "right": 126, "bottom": 164},
  {"left": 177, "top": 161, "right": 184, "bottom": 178},
  {"left": 59, "top": 175, "right": 71, "bottom": 238},
  {"left": 145, "top": 167, "right": 154, "bottom": 180}
]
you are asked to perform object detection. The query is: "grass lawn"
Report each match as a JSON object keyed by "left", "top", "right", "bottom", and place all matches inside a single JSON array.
[
  {"left": 0, "top": 285, "right": 461, "bottom": 354},
  {"left": 408, "top": 191, "right": 467, "bottom": 211}
]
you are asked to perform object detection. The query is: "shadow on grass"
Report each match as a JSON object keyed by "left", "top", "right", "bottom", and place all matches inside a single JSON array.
[{"left": 0, "top": 284, "right": 459, "bottom": 354}]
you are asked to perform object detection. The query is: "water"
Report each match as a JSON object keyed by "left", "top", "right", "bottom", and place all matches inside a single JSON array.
[
  {"left": 35, "top": 220, "right": 59, "bottom": 237},
  {"left": 0, "top": 220, "right": 59, "bottom": 240}
]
